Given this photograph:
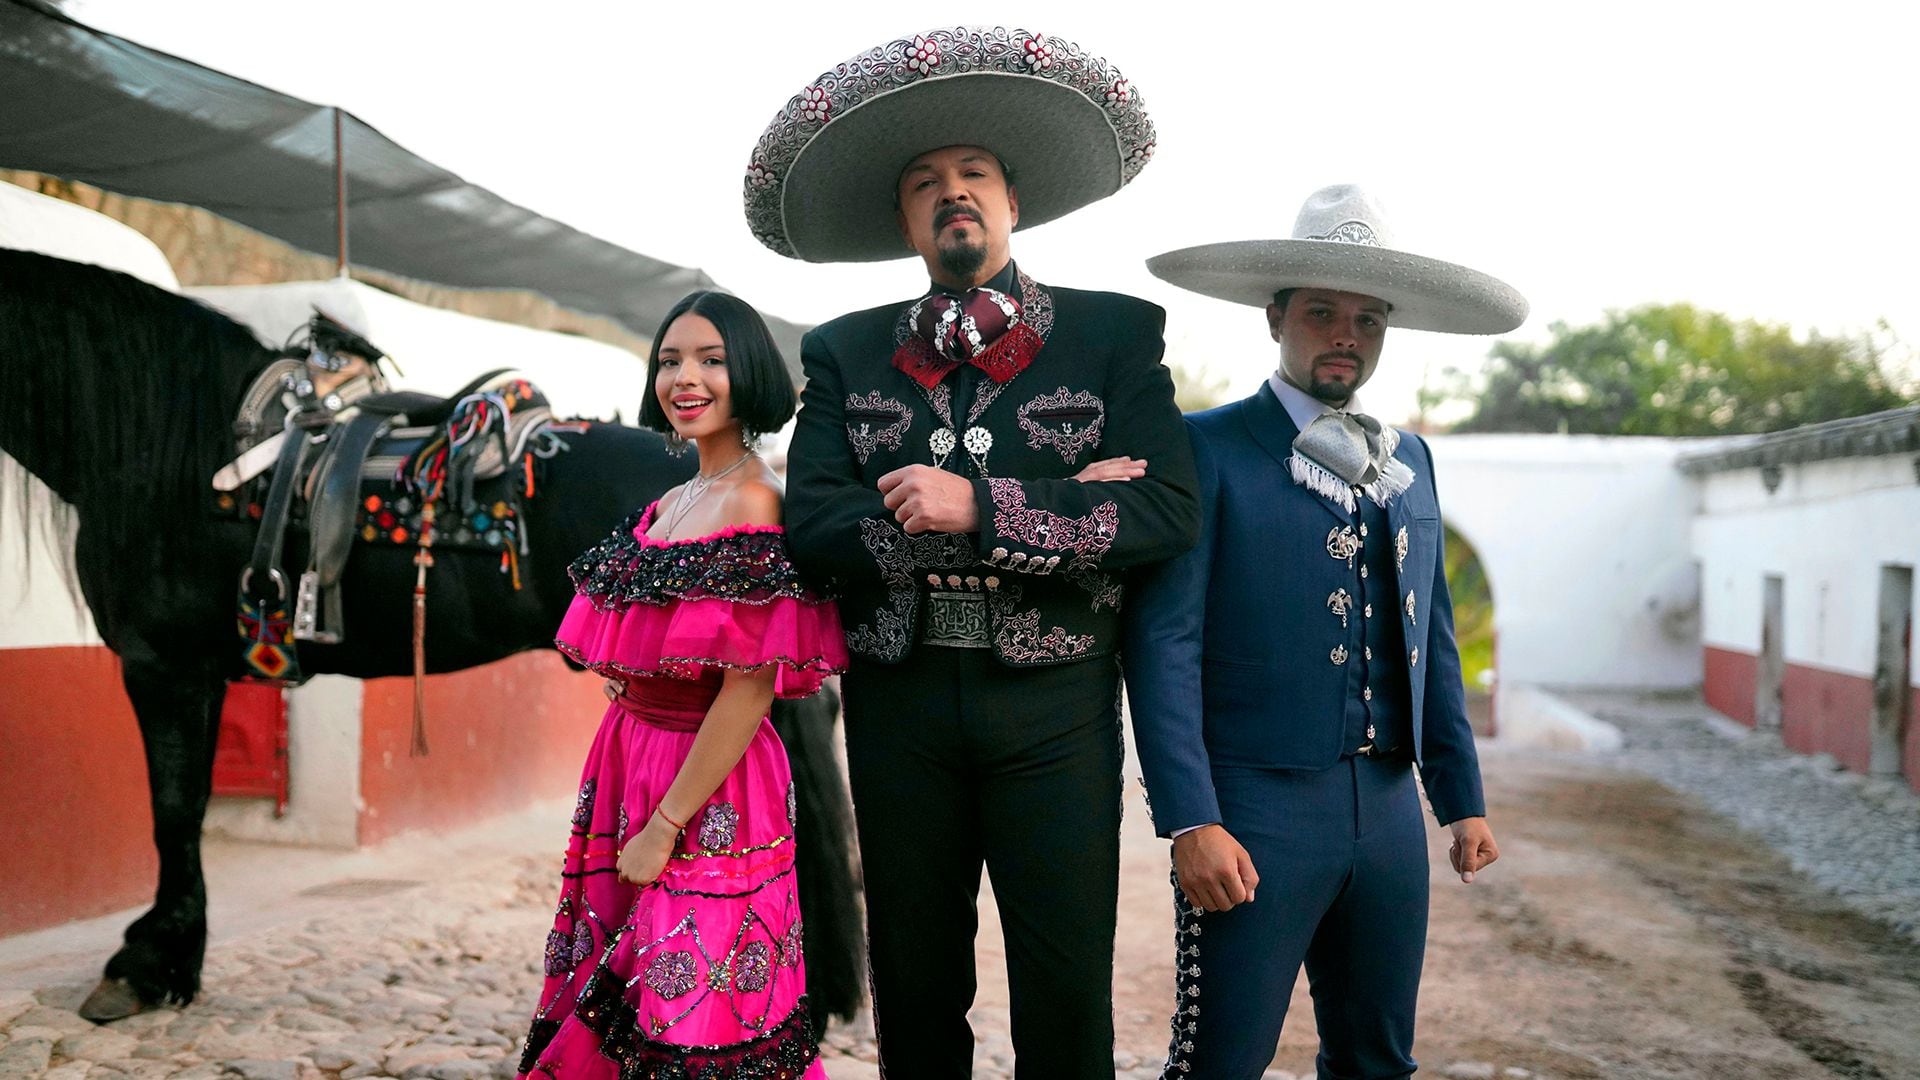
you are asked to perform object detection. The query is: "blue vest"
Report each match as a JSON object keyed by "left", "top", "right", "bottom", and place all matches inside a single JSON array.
[{"left": 1339, "top": 492, "right": 1412, "bottom": 754}]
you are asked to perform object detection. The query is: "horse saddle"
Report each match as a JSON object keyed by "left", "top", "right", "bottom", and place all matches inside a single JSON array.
[{"left": 221, "top": 366, "right": 555, "bottom": 648}]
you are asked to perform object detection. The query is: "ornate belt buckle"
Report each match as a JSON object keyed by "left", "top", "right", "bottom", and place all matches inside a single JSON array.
[{"left": 921, "top": 590, "right": 990, "bottom": 649}]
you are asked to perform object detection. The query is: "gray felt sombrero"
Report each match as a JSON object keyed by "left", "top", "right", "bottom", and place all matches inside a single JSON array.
[
  {"left": 1147, "top": 184, "right": 1529, "bottom": 335},
  {"left": 744, "top": 27, "right": 1155, "bottom": 263}
]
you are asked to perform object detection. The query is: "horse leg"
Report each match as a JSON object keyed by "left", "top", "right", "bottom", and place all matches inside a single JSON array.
[
  {"left": 79, "top": 657, "right": 222, "bottom": 1022},
  {"left": 771, "top": 685, "right": 865, "bottom": 1034}
]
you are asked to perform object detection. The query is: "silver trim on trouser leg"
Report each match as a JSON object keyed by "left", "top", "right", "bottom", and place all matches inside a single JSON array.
[{"left": 1162, "top": 866, "right": 1203, "bottom": 1076}]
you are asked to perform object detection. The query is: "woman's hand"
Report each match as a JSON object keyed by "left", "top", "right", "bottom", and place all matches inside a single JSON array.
[
  {"left": 1072, "top": 456, "right": 1147, "bottom": 483},
  {"left": 616, "top": 810, "right": 680, "bottom": 887}
]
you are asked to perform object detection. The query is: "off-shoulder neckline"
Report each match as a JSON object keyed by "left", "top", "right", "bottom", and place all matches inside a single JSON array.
[{"left": 631, "top": 500, "right": 787, "bottom": 549}]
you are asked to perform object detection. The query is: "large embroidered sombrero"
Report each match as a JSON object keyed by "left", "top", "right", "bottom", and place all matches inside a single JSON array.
[
  {"left": 744, "top": 26, "right": 1155, "bottom": 263},
  {"left": 1146, "top": 184, "right": 1528, "bottom": 334}
]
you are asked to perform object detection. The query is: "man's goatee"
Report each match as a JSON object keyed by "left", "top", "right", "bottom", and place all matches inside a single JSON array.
[{"left": 938, "top": 241, "right": 988, "bottom": 281}]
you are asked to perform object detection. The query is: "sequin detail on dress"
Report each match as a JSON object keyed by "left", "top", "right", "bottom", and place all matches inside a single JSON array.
[
  {"left": 645, "top": 951, "right": 700, "bottom": 1001},
  {"left": 520, "top": 509, "right": 839, "bottom": 1080},
  {"left": 699, "top": 802, "right": 740, "bottom": 852},
  {"left": 566, "top": 509, "right": 816, "bottom": 610},
  {"left": 571, "top": 778, "right": 596, "bottom": 829},
  {"left": 735, "top": 941, "right": 774, "bottom": 994}
]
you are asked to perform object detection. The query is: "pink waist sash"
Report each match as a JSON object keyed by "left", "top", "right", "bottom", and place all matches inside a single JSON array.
[{"left": 604, "top": 672, "right": 720, "bottom": 732}]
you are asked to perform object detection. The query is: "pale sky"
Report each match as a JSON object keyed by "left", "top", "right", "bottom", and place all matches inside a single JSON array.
[{"left": 66, "top": 0, "right": 1920, "bottom": 425}]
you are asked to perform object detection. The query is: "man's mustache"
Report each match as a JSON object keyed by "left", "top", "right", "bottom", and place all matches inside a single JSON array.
[
  {"left": 1316, "top": 351, "right": 1365, "bottom": 366},
  {"left": 934, "top": 205, "right": 982, "bottom": 229}
]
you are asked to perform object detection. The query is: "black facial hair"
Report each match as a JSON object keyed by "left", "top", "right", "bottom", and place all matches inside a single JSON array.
[
  {"left": 937, "top": 238, "right": 988, "bottom": 281},
  {"left": 1279, "top": 367, "right": 1357, "bottom": 407}
]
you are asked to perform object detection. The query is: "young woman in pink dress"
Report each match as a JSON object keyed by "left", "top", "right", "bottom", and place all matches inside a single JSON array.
[{"left": 517, "top": 291, "right": 846, "bottom": 1078}]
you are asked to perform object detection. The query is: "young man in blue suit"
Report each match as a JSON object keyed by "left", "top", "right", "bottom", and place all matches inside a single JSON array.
[{"left": 1127, "top": 184, "right": 1527, "bottom": 1079}]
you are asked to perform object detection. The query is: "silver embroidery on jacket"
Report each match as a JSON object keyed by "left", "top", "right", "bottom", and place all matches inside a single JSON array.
[
  {"left": 844, "top": 391, "right": 912, "bottom": 464},
  {"left": 1017, "top": 386, "right": 1106, "bottom": 463}
]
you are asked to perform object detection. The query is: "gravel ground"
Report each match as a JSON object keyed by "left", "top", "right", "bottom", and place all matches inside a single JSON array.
[
  {"left": 1565, "top": 690, "right": 1920, "bottom": 943},
  {"left": 5, "top": 692, "right": 1920, "bottom": 1078}
]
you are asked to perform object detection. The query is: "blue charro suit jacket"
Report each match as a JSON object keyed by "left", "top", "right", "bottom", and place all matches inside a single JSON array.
[{"left": 1124, "top": 382, "right": 1487, "bottom": 836}]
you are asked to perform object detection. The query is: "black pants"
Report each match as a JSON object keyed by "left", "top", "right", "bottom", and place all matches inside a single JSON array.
[{"left": 843, "top": 648, "right": 1123, "bottom": 1080}]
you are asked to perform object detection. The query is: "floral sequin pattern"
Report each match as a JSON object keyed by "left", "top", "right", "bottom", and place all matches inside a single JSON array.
[
  {"left": 1017, "top": 386, "right": 1105, "bottom": 463},
  {"left": 734, "top": 941, "right": 775, "bottom": 994},
  {"left": 780, "top": 920, "right": 805, "bottom": 968},
  {"left": 699, "top": 802, "right": 740, "bottom": 852},
  {"left": 558, "top": 956, "right": 818, "bottom": 1075},
  {"left": 565, "top": 509, "right": 822, "bottom": 610},
  {"left": 643, "top": 950, "right": 700, "bottom": 1001},
  {"left": 571, "top": 778, "right": 597, "bottom": 830},
  {"left": 987, "top": 477, "right": 1119, "bottom": 571},
  {"left": 746, "top": 27, "right": 1155, "bottom": 257},
  {"left": 542, "top": 895, "right": 595, "bottom": 977},
  {"left": 843, "top": 391, "right": 912, "bottom": 465},
  {"left": 543, "top": 928, "right": 574, "bottom": 977}
]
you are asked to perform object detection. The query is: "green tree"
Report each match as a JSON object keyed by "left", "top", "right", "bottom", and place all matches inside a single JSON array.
[
  {"left": 1443, "top": 524, "right": 1494, "bottom": 692},
  {"left": 1168, "top": 360, "right": 1230, "bottom": 414},
  {"left": 1448, "top": 304, "right": 1911, "bottom": 435}
]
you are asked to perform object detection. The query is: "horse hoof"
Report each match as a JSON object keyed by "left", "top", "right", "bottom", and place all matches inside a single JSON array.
[{"left": 78, "top": 977, "right": 144, "bottom": 1024}]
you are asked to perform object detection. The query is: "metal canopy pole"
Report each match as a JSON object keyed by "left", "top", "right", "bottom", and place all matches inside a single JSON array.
[{"left": 333, "top": 107, "right": 348, "bottom": 277}]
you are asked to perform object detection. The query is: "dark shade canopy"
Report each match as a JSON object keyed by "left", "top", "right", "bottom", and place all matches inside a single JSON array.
[{"left": 0, "top": 0, "right": 807, "bottom": 369}]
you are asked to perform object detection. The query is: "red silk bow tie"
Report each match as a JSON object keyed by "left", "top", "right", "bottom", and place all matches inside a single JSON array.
[{"left": 891, "top": 287, "right": 1042, "bottom": 390}]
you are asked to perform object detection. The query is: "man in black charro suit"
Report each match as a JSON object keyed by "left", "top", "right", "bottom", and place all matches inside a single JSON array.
[{"left": 743, "top": 26, "right": 1198, "bottom": 1079}]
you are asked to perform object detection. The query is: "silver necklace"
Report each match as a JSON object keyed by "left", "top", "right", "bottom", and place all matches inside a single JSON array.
[{"left": 661, "top": 448, "right": 757, "bottom": 539}]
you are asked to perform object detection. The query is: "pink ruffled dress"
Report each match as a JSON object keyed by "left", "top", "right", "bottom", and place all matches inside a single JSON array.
[{"left": 516, "top": 502, "right": 847, "bottom": 1079}]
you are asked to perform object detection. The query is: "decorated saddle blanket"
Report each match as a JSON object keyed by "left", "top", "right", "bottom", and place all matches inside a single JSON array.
[{"left": 215, "top": 373, "right": 571, "bottom": 559}]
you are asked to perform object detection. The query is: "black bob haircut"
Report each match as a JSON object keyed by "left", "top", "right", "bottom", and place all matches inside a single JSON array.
[{"left": 638, "top": 291, "right": 797, "bottom": 438}]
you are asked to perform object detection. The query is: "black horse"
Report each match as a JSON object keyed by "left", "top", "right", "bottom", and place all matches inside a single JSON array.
[{"left": 0, "top": 249, "right": 862, "bottom": 1028}]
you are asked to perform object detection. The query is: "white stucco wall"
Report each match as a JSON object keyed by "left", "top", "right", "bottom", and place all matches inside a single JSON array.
[
  {"left": 188, "top": 279, "right": 649, "bottom": 422},
  {"left": 1426, "top": 434, "right": 1720, "bottom": 689},
  {"left": 1692, "top": 454, "right": 1919, "bottom": 677},
  {"left": 0, "top": 478, "right": 100, "bottom": 650},
  {"left": 0, "top": 182, "right": 179, "bottom": 292},
  {"left": 203, "top": 675, "right": 364, "bottom": 848},
  {"left": 1, "top": 182, "right": 179, "bottom": 651}
]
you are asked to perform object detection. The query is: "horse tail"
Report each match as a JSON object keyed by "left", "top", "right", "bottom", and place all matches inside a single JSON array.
[{"left": 771, "top": 684, "right": 866, "bottom": 1031}]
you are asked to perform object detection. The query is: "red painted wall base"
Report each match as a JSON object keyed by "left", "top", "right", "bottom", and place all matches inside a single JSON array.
[
  {"left": 358, "top": 650, "right": 605, "bottom": 845},
  {"left": 2, "top": 646, "right": 607, "bottom": 939},
  {"left": 1703, "top": 645, "right": 1918, "bottom": 793},
  {"left": 0, "top": 647, "right": 158, "bottom": 937},
  {"left": 1703, "top": 646, "right": 1758, "bottom": 727}
]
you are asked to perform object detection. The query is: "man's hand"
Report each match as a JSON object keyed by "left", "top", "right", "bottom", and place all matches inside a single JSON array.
[
  {"left": 877, "top": 465, "right": 979, "bottom": 533},
  {"left": 1172, "top": 824, "right": 1259, "bottom": 912},
  {"left": 1447, "top": 816, "right": 1498, "bottom": 883},
  {"left": 1072, "top": 456, "right": 1147, "bottom": 483},
  {"left": 617, "top": 812, "right": 679, "bottom": 887}
]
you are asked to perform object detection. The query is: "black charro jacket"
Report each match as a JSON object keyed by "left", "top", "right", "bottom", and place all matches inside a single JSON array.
[{"left": 786, "top": 271, "right": 1199, "bottom": 667}]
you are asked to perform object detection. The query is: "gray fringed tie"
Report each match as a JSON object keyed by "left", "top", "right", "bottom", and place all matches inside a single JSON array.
[{"left": 1289, "top": 411, "right": 1416, "bottom": 512}]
